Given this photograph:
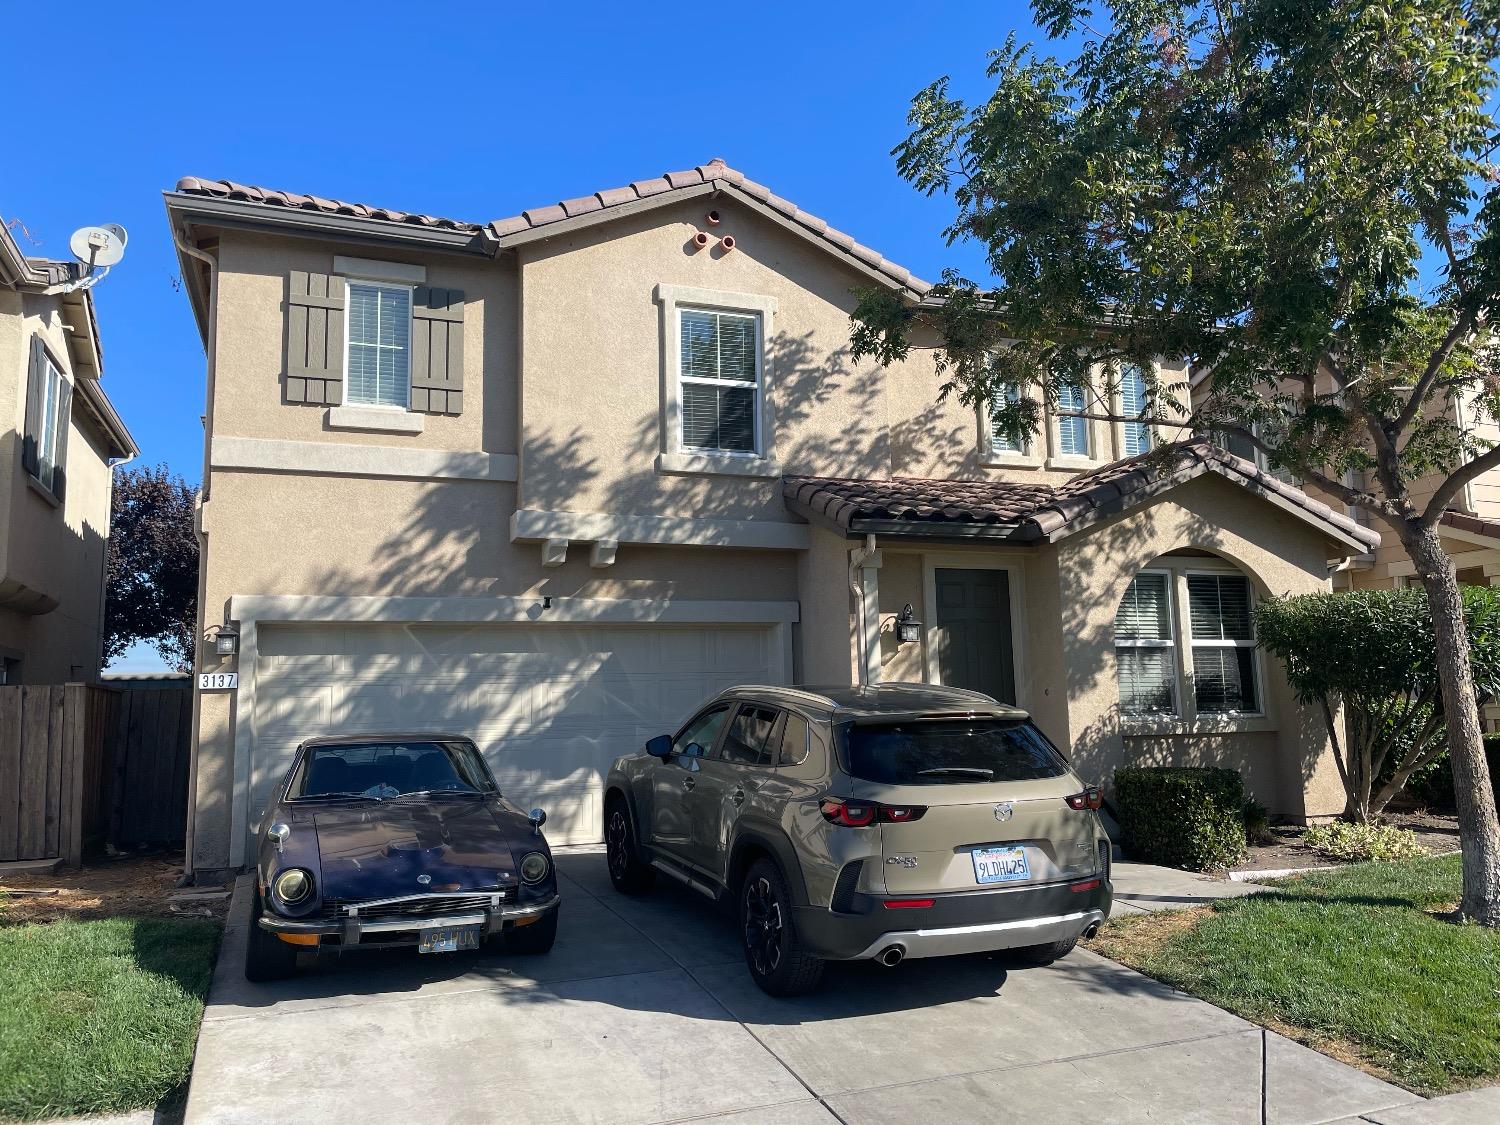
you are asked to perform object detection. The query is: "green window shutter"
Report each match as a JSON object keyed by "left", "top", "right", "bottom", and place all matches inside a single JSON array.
[
  {"left": 285, "top": 271, "right": 346, "bottom": 405},
  {"left": 21, "top": 337, "right": 44, "bottom": 477},
  {"left": 410, "top": 286, "right": 464, "bottom": 414}
]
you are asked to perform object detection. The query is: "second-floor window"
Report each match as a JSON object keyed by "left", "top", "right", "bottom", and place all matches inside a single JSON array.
[
  {"left": 345, "top": 281, "right": 412, "bottom": 409},
  {"left": 1055, "top": 382, "right": 1091, "bottom": 458},
  {"left": 990, "top": 384, "right": 1027, "bottom": 453},
  {"left": 1120, "top": 364, "right": 1153, "bottom": 457},
  {"left": 26, "top": 344, "right": 70, "bottom": 496},
  {"left": 680, "top": 308, "right": 760, "bottom": 453}
]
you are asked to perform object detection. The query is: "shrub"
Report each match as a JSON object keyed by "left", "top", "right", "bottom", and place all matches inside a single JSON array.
[
  {"left": 1393, "top": 739, "right": 1500, "bottom": 812},
  {"left": 1302, "top": 821, "right": 1427, "bottom": 862},
  {"left": 1244, "top": 797, "right": 1274, "bottom": 846},
  {"left": 1115, "top": 767, "right": 1248, "bottom": 871}
]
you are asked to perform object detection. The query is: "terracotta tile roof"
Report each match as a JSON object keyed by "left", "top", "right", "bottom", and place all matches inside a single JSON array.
[
  {"left": 1439, "top": 510, "right": 1500, "bottom": 541},
  {"left": 783, "top": 441, "right": 1382, "bottom": 550},
  {"left": 487, "top": 158, "right": 932, "bottom": 295},
  {"left": 172, "top": 177, "right": 484, "bottom": 232}
]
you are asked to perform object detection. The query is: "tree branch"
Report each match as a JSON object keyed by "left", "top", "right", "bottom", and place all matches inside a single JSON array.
[
  {"left": 1421, "top": 440, "right": 1500, "bottom": 525},
  {"left": 1390, "top": 308, "right": 1478, "bottom": 438}
]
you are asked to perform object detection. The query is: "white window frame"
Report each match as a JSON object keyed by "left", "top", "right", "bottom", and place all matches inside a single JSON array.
[
  {"left": 31, "top": 345, "right": 68, "bottom": 496},
  {"left": 979, "top": 383, "right": 1046, "bottom": 468},
  {"left": 654, "top": 284, "right": 780, "bottom": 477},
  {"left": 1184, "top": 568, "right": 1264, "bottom": 718},
  {"left": 677, "top": 305, "right": 763, "bottom": 455},
  {"left": 1114, "top": 568, "right": 1181, "bottom": 717},
  {"left": 340, "top": 277, "right": 415, "bottom": 411},
  {"left": 1115, "top": 362, "right": 1156, "bottom": 458}
]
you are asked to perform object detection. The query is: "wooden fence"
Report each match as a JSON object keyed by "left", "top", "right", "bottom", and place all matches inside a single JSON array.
[{"left": 0, "top": 682, "right": 192, "bottom": 866}]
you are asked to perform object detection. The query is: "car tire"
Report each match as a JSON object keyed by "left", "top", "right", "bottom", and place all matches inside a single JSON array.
[
  {"left": 604, "top": 800, "right": 655, "bottom": 894},
  {"left": 244, "top": 892, "right": 300, "bottom": 982},
  {"left": 1010, "top": 935, "right": 1079, "bottom": 965},
  {"left": 740, "top": 857, "right": 824, "bottom": 997},
  {"left": 506, "top": 906, "right": 559, "bottom": 955}
]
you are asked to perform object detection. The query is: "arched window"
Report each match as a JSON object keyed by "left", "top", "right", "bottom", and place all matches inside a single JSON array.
[{"left": 1115, "top": 557, "right": 1261, "bottom": 719}]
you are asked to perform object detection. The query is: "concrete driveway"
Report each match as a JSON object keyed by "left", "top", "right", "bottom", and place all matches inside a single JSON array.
[{"left": 185, "top": 850, "right": 1429, "bottom": 1125}]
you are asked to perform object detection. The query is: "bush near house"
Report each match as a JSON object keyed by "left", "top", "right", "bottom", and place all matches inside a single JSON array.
[
  {"left": 1115, "top": 766, "right": 1248, "bottom": 871},
  {"left": 1303, "top": 821, "right": 1428, "bottom": 862}
]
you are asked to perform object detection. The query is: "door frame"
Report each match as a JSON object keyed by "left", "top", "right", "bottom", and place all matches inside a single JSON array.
[{"left": 919, "top": 553, "right": 1030, "bottom": 708}]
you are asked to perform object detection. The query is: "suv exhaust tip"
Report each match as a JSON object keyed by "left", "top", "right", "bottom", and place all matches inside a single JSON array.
[
  {"left": 875, "top": 944, "right": 906, "bottom": 967},
  {"left": 1082, "top": 922, "right": 1101, "bottom": 940}
]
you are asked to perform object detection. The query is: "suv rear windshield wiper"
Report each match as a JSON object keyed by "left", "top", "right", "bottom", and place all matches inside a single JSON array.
[{"left": 916, "top": 767, "right": 996, "bottom": 780}]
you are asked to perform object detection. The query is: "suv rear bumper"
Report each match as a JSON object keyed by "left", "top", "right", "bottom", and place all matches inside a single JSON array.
[{"left": 794, "top": 877, "right": 1112, "bottom": 961}]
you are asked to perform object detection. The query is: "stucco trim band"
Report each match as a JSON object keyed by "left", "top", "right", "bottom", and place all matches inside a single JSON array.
[
  {"left": 211, "top": 436, "right": 519, "bottom": 482},
  {"left": 509, "top": 508, "right": 811, "bottom": 550}
]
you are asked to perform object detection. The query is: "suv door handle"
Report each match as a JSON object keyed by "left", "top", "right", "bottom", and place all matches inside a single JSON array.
[{"left": 682, "top": 776, "right": 696, "bottom": 791}]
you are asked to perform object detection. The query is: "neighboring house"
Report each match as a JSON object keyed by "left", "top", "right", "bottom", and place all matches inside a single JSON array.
[
  {"left": 165, "top": 161, "right": 1380, "bottom": 879},
  {"left": 0, "top": 220, "right": 136, "bottom": 684}
]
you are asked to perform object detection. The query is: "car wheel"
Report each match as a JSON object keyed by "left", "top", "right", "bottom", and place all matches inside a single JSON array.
[
  {"left": 605, "top": 801, "right": 655, "bottom": 894},
  {"left": 1010, "top": 935, "right": 1079, "bottom": 965},
  {"left": 244, "top": 891, "right": 301, "bottom": 982},
  {"left": 506, "top": 905, "right": 559, "bottom": 955},
  {"left": 740, "top": 858, "right": 823, "bottom": 997}
]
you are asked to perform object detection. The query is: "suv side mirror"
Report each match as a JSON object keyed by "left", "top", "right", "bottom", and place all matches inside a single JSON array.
[{"left": 646, "top": 735, "right": 673, "bottom": 759}]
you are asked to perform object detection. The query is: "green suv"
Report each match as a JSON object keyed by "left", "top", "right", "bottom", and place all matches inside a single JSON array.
[{"left": 602, "top": 682, "right": 1113, "bottom": 996}]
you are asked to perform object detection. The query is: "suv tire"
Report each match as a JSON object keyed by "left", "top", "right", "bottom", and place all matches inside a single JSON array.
[
  {"left": 1011, "top": 935, "right": 1078, "bottom": 965},
  {"left": 605, "top": 799, "right": 656, "bottom": 894},
  {"left": 740, "top": 857, "right": 824, "bottom": 996},
  {"left": 244, "top": 892, "right": 300, "bottom": 982}
]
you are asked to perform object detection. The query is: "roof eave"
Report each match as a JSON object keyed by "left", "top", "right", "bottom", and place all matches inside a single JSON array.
[{"left": 75, "top": 375, "right": 137, "bottom": 460}]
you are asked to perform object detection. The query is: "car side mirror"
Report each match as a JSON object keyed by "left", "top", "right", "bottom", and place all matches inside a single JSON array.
[
  {"left": 529, "top": 808, "right": 547, "bottom": 835},
  {"left": 646, "top": 735, "right": 673, "bottom": 758}
]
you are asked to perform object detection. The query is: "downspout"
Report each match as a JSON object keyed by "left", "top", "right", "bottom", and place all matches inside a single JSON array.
[
  {"left": 849, "top": 533, "right": 883, "bottom": 686},
  {"left": 173, "top": 230, "right": 218, "bottom": 884}
]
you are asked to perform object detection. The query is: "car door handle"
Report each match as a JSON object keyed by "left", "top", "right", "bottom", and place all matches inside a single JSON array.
[{"left": 682, "top": 777, "right": 696, "bottom": 791}]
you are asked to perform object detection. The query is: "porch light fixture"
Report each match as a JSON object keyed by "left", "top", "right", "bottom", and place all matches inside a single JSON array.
[
  {"left": 896, "top": 603, "right": 922, "bottom": 645},
  {"left": 207, "top": 624, "right": 239, "bottom": 657}
]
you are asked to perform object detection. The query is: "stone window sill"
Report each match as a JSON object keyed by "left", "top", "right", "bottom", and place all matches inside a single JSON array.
[
  {"left": 327, "top": 404, "right": 425, "bottom": 435},
  {"left": 1046, "top": 455, "right": 1103, "bottom": 472},
  {"left": 980, "top": 451, "right": 1046, "bottom": 469},
  {"left": 1120, "top": 714, "right": 1276, "bottom": 737},
  {"left": 656, "top": 450, "right": 782, "bottom": 478},
  {"left": 26, "top": 474, "right": 61, "bottom": 509}
]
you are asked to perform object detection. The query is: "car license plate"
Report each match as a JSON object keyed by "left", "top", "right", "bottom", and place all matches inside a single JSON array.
[
  {"left": 418, "top": 924, "right": 482, "bottom": 954},
  {"left": 972, "top": 846, "right": 1030, "bottom": 885}
]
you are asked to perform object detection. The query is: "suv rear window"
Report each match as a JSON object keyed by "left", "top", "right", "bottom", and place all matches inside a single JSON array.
[{"left": 841, "top": 720, "right": 1068, "bottom": 785}]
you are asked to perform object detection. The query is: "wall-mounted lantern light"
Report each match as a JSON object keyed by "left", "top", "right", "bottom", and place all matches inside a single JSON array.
[
  {"left": 896, "top": 603, "right": 922, "bottom": 645},
  {"left": 207, "top": 624, "right": 239, "bottom": 657}
]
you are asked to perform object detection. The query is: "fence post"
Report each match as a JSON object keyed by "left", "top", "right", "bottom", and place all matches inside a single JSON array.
[{"left": 60, "top": 683, "right": 87, "bottom": 869}]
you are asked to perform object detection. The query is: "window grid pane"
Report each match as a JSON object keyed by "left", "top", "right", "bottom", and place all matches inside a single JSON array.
[
  {"left": 346, "top": 283, "right": 410, "bottom": 407},
  {"left": 1118, "top": 648, "right": 1177, "bottom": 714},
  {"left": 1115, "top": 572, "right": 1171, "bottom": 641},
  {"left": 1115, "top": 572, "right": 1178, "bottom": 716},
  {"left": 680, "top": 308, "right": 759, "bottom": 452},
  {"left": 1056, "top": 383, "right": 1090, "bottom": 457},
  {"left": 1187, "top": 574, "right": 1253, "bottom": 641},
  {"left": 36, "top": 356, "right": 63, "bottom": 491},
  {"left": 1121, "top": 365, "right": 1152, "bottom": 457},
  {"left": 991, "top": 384, "right": 1024, "bottom": 452},
  {"left": 1192, "top": 647, "right": 1258, "bottom": 713}
]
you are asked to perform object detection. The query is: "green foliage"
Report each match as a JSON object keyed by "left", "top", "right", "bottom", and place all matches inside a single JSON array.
[
  {"left": 1091, "top": 855, "right": 1500, "bottom": 1094},
  {"left": 1255, "top": 586, "right": 1500, "bottom": 819},
  {"left": 1115, "top": 766, "right": 1248, "bottom": 870},
  {"left": 1303, "top": 821, "right": 1428, "bottom": 862},
  {"left": 0, "top": 918, "right": 219, "bottom": 1121},
  {"left": 1243, "top": 797, "right": 1273, "bottom": 846},
  {"left": 105, "top": 463, "right": 199, "bottom": 671}
]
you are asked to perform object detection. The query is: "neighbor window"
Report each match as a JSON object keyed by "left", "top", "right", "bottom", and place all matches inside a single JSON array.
[
  {"left": 990, "top": 384, "right": 1027, "bottom": 454},
  {"left": 1114, "top": 571, "right": 1178, "bottom": 715},
  {"left": 679, "top": 307, "right": 760, "bottom": 453},
  {"left": 1055, "top": 383, "right": 1091, "bottom": 458},
  {"left": 26, "top": 346, "right": 70, "bottom": 496},
  {"left": 1120, "top": 364, "right": 1153, "bottom": 457},
  {"left": 1214, "top": 426, "right": 1294, "bottom": 485},
  {"left": 1187, "top": 573, "right": 1259, "bottom": 713},
  {"left": 345, "top": 281, "right": 412, "bottom": 408}
]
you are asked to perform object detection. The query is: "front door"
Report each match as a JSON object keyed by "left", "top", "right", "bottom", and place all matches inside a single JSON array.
[{"left": 933, "top": 568, "right": 1017, "bottom": 704}]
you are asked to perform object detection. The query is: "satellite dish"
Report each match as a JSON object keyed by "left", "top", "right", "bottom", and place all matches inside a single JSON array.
[{"left": 68, "top": 225, "right": 127, "bottom": 269}]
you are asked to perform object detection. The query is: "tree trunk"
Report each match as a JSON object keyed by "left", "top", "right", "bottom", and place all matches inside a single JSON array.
[{"left": 1406, "top": 524, "right": 1500, "bottom": 925}]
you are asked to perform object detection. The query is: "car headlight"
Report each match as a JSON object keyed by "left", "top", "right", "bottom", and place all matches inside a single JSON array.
[
  {"left": 274, "top": 867, "right": 313, "bottom": 904},
  {"left": 519, "top": 852, "right": 550, "bottom": 884}
]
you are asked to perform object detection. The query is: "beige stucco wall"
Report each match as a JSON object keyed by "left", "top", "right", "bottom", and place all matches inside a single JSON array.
[{"left": 0, "top": 289, "right": 116, "bottom": 682}]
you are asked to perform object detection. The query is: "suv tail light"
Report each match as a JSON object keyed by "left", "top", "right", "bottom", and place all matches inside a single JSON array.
[
  {"left": 1065, "top": 787, "right": 1103, "bottom": 811},
  {"left": 819, "top": 798, "right": 927, "bottom": 827}
]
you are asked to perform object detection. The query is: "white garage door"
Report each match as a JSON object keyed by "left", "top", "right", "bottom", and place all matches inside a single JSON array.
[{"left": 249, "top": 622, "right": 783, "bottom": 845}]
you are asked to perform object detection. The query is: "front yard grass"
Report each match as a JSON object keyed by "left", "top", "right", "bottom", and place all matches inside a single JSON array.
[
  {"left": 0, "top": 913, "right": 220, "bottom": 1122},
  {"left": 1088, "top": 854, "right": 1499, "bottom": 1095}
]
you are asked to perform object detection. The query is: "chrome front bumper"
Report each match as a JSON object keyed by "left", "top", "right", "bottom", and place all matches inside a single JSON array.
[
  {"left": 854, "top": 908, "right": 1106, "bottom": 960},
  {"left": 259, "top": 894, "right": 560, "bottom": 943}
]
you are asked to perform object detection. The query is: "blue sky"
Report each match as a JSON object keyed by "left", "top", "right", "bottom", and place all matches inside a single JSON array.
[{"left": 3, "top": 1, "right": 1036, "bottom": 669}]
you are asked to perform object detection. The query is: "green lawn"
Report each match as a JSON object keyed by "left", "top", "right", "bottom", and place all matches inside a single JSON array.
[
  {"left": 1090, "top": 854, "right": 1500, "bottom": 1094},
  {"left": 0, "top": 917, "right": 220, "bottom": 1122}
]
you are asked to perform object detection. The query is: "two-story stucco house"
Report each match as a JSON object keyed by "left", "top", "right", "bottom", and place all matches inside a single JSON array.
[
  {"left": 1, "top": 220, "right": 136, "bottom": 684},
  {"left": 165, "top": 160, "right": 1381, "bottom": 879}
]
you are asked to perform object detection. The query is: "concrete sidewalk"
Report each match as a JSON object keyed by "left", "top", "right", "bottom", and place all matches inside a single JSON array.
[{"left": 182, "top": 852, "right": 1446, "bottom": 1125}]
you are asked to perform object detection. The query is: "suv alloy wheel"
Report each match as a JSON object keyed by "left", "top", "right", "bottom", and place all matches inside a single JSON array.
[{"left": 739, "top": 858, "right": 823, "bottom": 996}]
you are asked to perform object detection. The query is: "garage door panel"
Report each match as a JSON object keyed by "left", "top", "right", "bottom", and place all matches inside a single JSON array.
[{"left": 248, "top": 623, "right": 782, "bottom": 846}]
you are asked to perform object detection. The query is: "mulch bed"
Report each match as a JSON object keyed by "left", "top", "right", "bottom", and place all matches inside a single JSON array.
[
  {"left": 1228, "top": 807, "right": 1461, "bottom": 876},
  {"left": 0, "top": 852, "right": 232, "bottom": 926}
]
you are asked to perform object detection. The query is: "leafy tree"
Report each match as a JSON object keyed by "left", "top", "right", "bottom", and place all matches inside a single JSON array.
[
  {"left": 1257, "top": 588, "right": 1500, "bottom": 821},
  {"left": 105, "top": 464, "right": 198, "bottom": 671},
  {"left": 853, "top": 0, "right": 1500, "bottom": 922}
]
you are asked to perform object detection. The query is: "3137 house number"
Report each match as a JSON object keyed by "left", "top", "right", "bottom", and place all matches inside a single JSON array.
[{"left": 198, "top": 672, "right": 238, "bottom": 691}]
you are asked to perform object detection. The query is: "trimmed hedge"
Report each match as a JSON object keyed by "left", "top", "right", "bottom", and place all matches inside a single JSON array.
[{"left": 1115, "top": 766, "right": 1248, "bottom": 871}]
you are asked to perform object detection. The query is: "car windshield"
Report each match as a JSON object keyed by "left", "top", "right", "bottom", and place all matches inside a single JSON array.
[
  {"left": 290, "top": 740, "right": 497, "bottom": 800},
  {"left": 841, "top": 720, "right": 1068, "bottom": 786}
]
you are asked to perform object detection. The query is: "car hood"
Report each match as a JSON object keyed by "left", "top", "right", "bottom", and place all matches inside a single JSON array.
[{"left": 310, "top": 800, "right": 526, "bottom": 901}]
